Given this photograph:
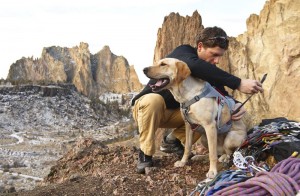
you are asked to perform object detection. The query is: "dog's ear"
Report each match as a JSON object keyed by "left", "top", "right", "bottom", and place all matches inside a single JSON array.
[
  {"left": 153, "top": 61, "right": 160, "bottom": 67},
  {"left": 175, "top": 60, "right": 191, "bottom": 82}
]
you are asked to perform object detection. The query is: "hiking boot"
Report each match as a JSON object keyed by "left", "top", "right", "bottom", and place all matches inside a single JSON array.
[
  {"left": 137, "top": 149, "right": 153, "bottom": 174},
  {"left": 160, "top": 136, "right": 184, "bottom": 156}
]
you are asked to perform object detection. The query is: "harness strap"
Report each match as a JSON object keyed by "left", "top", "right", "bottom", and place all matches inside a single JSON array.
[
  {"left": 180, "top": 82, "right": 234, "bottom": 133},
  {"left": 181, "top": 82, "right": 211, "bottom": 109},
  {"left": 181, "top": 83, "right": 211, "bottom": 132},
  {"left": 217, "top": 97, "right": 235, "bottom": 133},
  {"left": 182, "top": 107, "right": 203, "bottom": 132}
]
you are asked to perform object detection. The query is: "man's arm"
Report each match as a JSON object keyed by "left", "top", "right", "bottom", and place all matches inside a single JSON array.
[
  {"left": 238, "top": 79, "right": 263, "bottom": 94},
  {"left": 167, "top": 45, "right": 263, "bottom": 94},
  {"left": 167, "top": 45, "right": 241, "bottom": 90}
]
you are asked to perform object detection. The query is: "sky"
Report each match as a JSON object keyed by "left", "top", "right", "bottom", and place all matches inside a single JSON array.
[{"left": 0, "top": 0, "right": 267, "bottom": 84}]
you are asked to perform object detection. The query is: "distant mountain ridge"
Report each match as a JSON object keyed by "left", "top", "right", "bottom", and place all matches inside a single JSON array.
[
  {"left": 6, "top": 0, "right": 300, "bottom": 125},
  {"left": 7, "top": 43, "right": 143, "bottom": 97}
]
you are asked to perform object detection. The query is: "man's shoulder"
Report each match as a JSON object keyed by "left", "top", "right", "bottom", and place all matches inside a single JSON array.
[
  {"left": 174, "top": 44, "right": 194, "bottom": 51},
  {"left": 167, "top": 44, "right": 196, "bottom": 58}
]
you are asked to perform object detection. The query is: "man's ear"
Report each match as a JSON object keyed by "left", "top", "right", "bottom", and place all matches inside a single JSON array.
[
  {"left": 197, "top": 42, "right": 204, "bottom": 51},
  {"left": 175, "top": 60, "right": 191, "bottom": 82}
]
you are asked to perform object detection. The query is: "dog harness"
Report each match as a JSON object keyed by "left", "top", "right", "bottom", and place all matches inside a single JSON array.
[{"left": 180, "top": 82, "right": 235, "bottom": 133}]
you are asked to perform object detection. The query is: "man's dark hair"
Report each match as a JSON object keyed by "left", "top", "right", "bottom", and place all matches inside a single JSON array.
[{"left": 196, "top": 26, "right": 229, "bottom": 50}]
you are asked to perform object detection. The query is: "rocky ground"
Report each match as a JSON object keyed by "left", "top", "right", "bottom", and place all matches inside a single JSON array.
[
  {"left": 0, "top": 84, "right": 135, "bottom": 193},
  {"left": 0, "top": 83, "right": 215, "bottom": 195},
  {"left": 6, "top": 137, "right": 216, "bottom": 196}
]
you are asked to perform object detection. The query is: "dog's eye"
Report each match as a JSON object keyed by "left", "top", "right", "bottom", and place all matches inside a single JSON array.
[{"left": 160, "top": 63, "right": 167, "bottom": 66}]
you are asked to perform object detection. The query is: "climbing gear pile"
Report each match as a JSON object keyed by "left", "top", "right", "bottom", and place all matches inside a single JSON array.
[
  {"left": 236, "top": 119, "right": 300, "bottom": 162},
  {"left": 190, "top": 118, "right": 300, "bottom": 196},
  {"left": 191, "top": 157, "right": 300, "bottom": 196}
]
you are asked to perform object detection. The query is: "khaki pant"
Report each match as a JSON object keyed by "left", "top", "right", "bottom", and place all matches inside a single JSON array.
[{"left": 132, "top": 93, "right": 201, "bottom": 156}]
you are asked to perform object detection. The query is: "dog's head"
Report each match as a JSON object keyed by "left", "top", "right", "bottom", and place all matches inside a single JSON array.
[{"left": 143, "top": 58, "right": 191, "bottom": 92}]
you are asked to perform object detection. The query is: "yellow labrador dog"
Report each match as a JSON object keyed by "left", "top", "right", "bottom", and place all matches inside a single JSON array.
[{"left": 143, "top": 58, "right": 246, "bottom": 178}]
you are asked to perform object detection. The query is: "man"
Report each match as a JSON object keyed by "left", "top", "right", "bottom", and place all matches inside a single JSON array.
[{"left": 131, "top": 26, "right": 263, "bottom": 174}]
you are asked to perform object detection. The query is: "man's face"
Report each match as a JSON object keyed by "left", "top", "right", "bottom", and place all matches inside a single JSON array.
[{"left": 197, "top": 43, "right": 225, "bottom": 64}]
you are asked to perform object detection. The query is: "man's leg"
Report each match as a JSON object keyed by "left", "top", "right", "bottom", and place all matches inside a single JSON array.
[
  {"left": 160, "top": 110, "right": 203, "bottom": 155},
  {"left": 132, "top": 93, "right": 166, "bottom": 173},
  {"left": 172, "top": 127, "right": 202, "bottom": 145},
  {"left": 159, "top": 109, "right": 185, "bottom": 155}
]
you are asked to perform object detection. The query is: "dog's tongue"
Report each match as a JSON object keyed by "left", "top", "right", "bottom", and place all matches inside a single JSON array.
[
  {"left": 149, "top": 79, "right": 164, "bottom": 89},
  {"left": 155, "top": 79, "right": 164, "bottom": 86}
]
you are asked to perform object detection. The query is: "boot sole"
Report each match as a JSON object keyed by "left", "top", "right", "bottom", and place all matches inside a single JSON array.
[{"left": 136, "top": 162, "right": 153, "bottom": 174}]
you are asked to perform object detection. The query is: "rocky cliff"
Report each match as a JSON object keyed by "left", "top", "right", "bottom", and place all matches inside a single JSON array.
[
  {"left": 222, "top": 0, "right": 300, "bottom": 124},
  {"left": 153, "top": 0, "right": 300, "bottom": 126},
  {"left": 153, "top": 11, "right": 203, "bottom": 62},
  {"left": 7, "top": 43, "right": 143, "bottom": 97}
]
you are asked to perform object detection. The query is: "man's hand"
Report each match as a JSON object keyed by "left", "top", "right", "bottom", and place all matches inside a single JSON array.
[
  {"left": 231, "top": 103, "right": 246, "bottom": 121},
  {"left": 237, "top": 79, "right": 264, "bottom": 94}
]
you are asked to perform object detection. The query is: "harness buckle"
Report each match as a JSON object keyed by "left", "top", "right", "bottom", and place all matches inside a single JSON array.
[
  {"left": 194, "top": 95, "right": 200, "bottom": 101},
  {"left": 219, "top": 98, "right": 225, "bottom": 106}
]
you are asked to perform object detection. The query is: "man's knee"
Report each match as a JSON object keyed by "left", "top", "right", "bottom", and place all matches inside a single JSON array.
[
  {"left": 132, "top": 93, "right": 166, "bottom": 122},
  {"left": 140, "top": 93, "right": 165, "bottom": 104},
  {"left": 136, "top": 93, "right": 165, "bottom": 110}
]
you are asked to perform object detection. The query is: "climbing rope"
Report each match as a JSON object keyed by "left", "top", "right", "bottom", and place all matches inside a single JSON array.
[
  {"left": 189, "top": 170, "right": 251, "bottom": 196},
  {"left": 212, "top": 157, "right": 300, "bottom": 195}
]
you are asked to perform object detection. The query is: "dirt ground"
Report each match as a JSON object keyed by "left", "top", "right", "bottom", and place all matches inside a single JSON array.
[{"left": 6, "top": 136, "right": 224, "bottom": 196}]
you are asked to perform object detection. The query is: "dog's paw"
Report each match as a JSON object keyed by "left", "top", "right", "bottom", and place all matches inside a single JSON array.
[
  {"left": 218, "top": 154, "right": 230, "bottom": 163},
  {"left": 206, "top": 170, "right": 218, "bottom": 179},
  {"left": 174, "top": 161, "right": 186, "bottom": 167}
]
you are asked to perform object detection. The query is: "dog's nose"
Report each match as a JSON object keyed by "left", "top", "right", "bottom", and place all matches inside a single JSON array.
[{"left": 143, "top": 67, "right": 148, "bottom": 74}]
